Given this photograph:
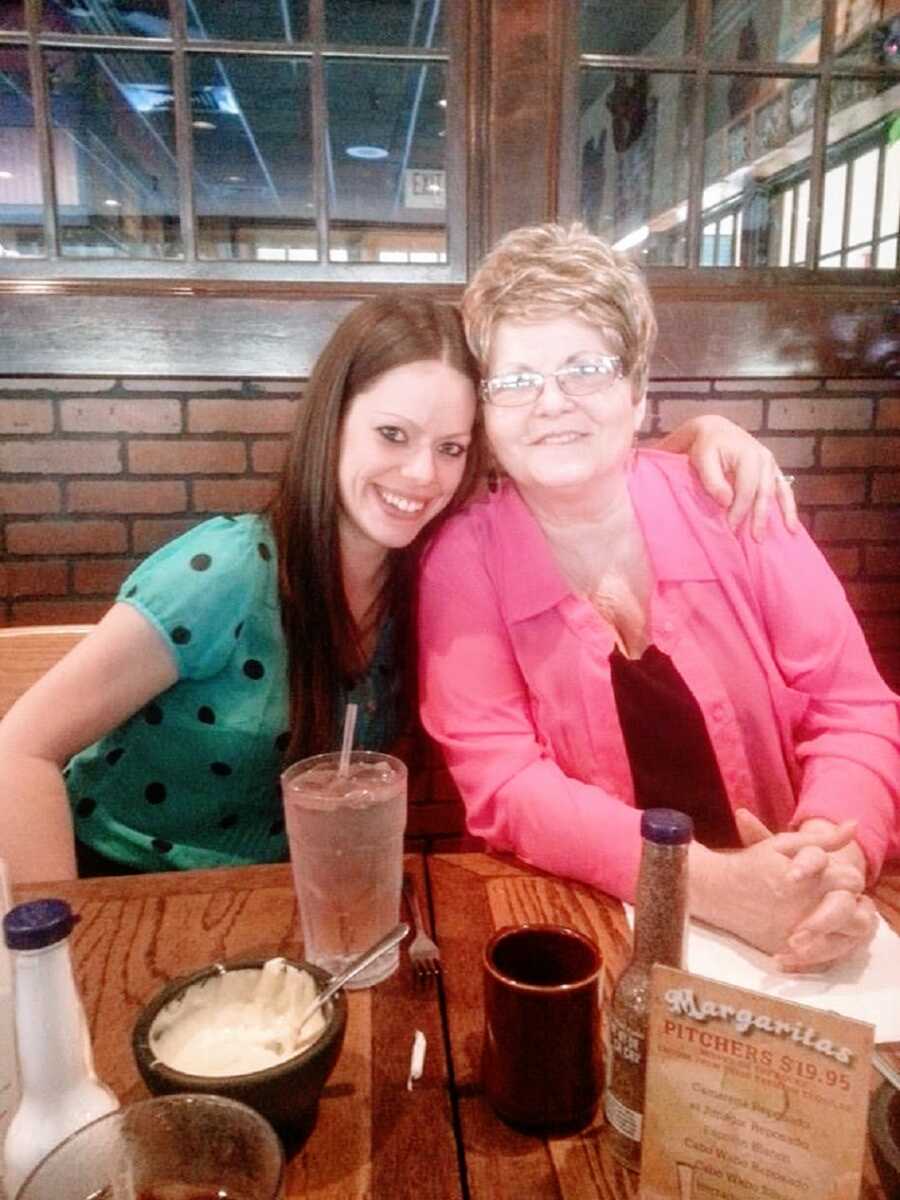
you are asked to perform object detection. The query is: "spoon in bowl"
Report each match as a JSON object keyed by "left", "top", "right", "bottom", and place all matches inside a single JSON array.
[{"left": 294, "top": 921, "right": 409, "bottom": 1043}]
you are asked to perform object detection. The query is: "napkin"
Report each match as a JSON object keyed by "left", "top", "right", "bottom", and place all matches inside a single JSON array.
[{"left": 624, "top": 908, "right": 900, "bottom": 1043}]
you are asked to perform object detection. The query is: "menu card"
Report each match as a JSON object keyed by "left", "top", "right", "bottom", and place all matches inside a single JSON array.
[{"left": 639, "top": 965, "right": 874, "bottom": 1200}]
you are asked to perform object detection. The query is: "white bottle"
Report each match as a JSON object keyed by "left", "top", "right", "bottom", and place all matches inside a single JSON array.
[
  {"left": 2, "top": 899, "right": 119, "bottom": 1198},
  {"left": 0, "top": 862, "right": 21, "bottom": 1200}
]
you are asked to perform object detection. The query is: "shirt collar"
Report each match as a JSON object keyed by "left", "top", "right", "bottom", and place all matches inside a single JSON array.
[{"left": 487, "top": 453, "right": 717, "bottom": 624}]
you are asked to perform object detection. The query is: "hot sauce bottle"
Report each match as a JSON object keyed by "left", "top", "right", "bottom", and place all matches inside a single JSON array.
[{"left": 604, "top": 808, "right": 692, "bottom": 1171}]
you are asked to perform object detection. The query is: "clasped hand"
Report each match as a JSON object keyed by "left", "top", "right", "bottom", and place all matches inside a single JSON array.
[{"left": 717, "top": 811, "right": 877, "bottom": 971}]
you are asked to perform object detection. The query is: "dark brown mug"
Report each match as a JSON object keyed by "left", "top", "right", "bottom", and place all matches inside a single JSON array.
[{"left": 481, "top": 923, "right": 603, "bottom": 1132}]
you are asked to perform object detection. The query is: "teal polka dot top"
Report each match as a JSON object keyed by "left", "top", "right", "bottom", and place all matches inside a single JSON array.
[{"left": 65, "top": 514, "right": 401, "bottom": 872}]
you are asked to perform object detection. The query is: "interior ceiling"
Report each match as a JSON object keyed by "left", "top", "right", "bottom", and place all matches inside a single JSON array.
[{"left": 41, "top": 0, "right": 447, "bottom": 221}]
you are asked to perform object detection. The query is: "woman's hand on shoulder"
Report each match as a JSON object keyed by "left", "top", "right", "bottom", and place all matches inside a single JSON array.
[{"left": 660, "top": 414, "right": 799, "bottom": 541}]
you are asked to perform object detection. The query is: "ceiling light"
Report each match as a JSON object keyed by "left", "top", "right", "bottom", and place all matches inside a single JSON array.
[
  {"left": 346, "top": 145, "right": 388, "bottom": 160},
  {"left": 193, "top": 119, "right": 216, "bottom": 131},
  {"left": 0, "top": 171, "right": 13, "bottom": 180},
  {"left": 225, "top": 174, "right": 245, "bottom": 183},
  {"left": 437, "top": 97, "right": 447, "bottom": 108},
  {"left": 103, "top": 198, "right": 121, "bottom": 208}
]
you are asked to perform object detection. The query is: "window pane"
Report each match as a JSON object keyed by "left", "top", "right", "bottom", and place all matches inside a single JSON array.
[
  {"left": 820, "top": 162, "right": 847, "bottom": 257},
  {"left": 0, "top": 50, "right": 44, "bottom": 257},
  {"left": 326, "top": 59, "right": 447, "bottom": 263},
  {"left": 881, "top": 138, "right": 900, "bottom": 240},
  {"left": 43, "top": 0, "right": 170, "bottom": 37},
  {"left": 834, "top": 0, "right": 899, "bottom": 59},
  {"left": 707, "top": 0, "right": 821, "bottom": 63},
  {"left": 876, "top": 236, "right": 897, "bottom": 268},
  {"left": 325, "top": 0, "right": 444, "bottom": 48},
  {"left": 579, "top": 70, "right": 687, "bottom": 265},
  {"left": 778, "top": 187, "right": 793, "bottom": 264},
  {"left": 188, "top": 1, "right": 309, "bottom": 43},
  {"left": 1, "top": 3, "right": 24, "bottom": 29},
  {"left": 189, "top": 56, "right": 315, "bottom": 261},
  {"left": 845, "top": 243, "right": 873, "bottom": 267},
  {"left": 51, "top": 51, "right": 182, "bottom": 258},
  {"left": 703, "top": 75, "right": 816, "bottom": 268},
  {"left": 580, "top": 0, "right": 690, "bottom": 56},
  {"left": 794, "top": 178, "right": 809, "bottom": 263},
  {"left": 848, "top": 146, "right": 877, "bottom": 247}
]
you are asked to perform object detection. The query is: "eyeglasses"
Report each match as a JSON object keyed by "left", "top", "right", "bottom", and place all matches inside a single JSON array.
[{"left": 480, "top": 355, "right": 623, "bottom": 407}]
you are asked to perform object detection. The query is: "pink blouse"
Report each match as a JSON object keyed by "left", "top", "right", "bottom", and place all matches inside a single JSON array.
[{"left": 418, "top": 451, "right": 900, "bottom": 901}]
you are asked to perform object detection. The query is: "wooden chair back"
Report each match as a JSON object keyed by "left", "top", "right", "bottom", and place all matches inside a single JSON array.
[{"left": 0, "top": 625, "right": 94, "bottom": 720}]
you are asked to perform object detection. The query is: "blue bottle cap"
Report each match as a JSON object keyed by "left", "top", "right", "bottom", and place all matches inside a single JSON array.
[
  {"left": 3, "top": 899, "right": 79, "bottom": 950},
  {"left": 640, "top": 808, "right": 694, "bottom": 845}
]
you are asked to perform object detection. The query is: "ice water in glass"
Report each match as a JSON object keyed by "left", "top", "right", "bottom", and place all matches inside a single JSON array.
[{"left": 281, "top": 751, "right": 407, "bottom": 989}]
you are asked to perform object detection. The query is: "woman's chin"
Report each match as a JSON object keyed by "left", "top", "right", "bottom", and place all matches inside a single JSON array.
[{"left": 518, "top": 464, "right": 599, "bottom": 494}]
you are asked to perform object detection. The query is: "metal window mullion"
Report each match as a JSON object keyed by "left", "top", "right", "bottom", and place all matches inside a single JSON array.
[
  {"left": 443, "top": 0, "right": 469, "bottom": 278},
  {"left": 308, "top": 0, "right": 329, "bottom": 266},
  {"left": 169, "top": 0, "right": 197, "bottom": 261},
  {"left": 872, "top": 135, "right": 887, "bottom": 247},
  {"left": 26, "top": 0, "right": 59, "bottom": 258},
  {"left": 686, "top": 0, "right": 711, "bottom": 268},
  {"left": 804, "top": 0, "right": 836, "bottom": 268}
]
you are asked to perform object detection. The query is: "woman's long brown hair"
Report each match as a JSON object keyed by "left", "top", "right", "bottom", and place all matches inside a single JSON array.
[{"left": 267, "top": 295, "right": 484, "bottom": 765}]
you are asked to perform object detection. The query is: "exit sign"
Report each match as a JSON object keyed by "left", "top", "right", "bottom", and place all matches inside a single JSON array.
[{"left": 404, "top": 169, "right": 446, "bottom": 209}]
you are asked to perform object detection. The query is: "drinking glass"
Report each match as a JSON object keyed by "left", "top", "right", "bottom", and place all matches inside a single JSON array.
[
  {"left": 482, "top": 923, "right": 603, "bottom": 1130},
  {"left": 17, "top": 1093, "right": 285, "bottom": 1200},
  {"left": 281, "top": 750, "right": 407, "bottom": 988}
]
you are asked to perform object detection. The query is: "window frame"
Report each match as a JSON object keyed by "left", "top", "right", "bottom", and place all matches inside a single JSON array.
[
  {"left": 558, "top": 0, "right": 900, "bottom": 288},
  {"left": 0, "top": 0, "right": 472, "bottom": 284}
]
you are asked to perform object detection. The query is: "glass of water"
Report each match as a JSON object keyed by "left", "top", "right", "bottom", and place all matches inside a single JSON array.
[{"left": 281, "top": 750, "right": 407, "bottom": 989}]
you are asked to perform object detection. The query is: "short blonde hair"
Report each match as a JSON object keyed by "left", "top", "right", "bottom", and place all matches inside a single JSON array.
[{"left": 462, "top": 223, "right": 657, "bottom": 398}]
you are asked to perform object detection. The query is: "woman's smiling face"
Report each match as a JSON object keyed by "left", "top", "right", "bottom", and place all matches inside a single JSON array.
[
  {"left": 337, "top": 358, "right": 476, "bottom": 555},
  {"left": 483, "top": 313, "right": 645, "bottom": 501}
]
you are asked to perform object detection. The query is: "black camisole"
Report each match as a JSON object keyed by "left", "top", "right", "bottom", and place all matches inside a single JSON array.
[{"left": 609, "top": 643, "right": 739, "bottom": 849}]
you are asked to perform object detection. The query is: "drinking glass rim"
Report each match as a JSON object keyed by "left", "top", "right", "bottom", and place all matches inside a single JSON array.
[
  {"left": 280, "top": 749, "right": 406, "bottom": 787},
  {"left": 483, "top": 923, "right": 603, "bottom": 992},
  {"left": 17, "top": 1094, "right": 285, "bottom": 1200}
]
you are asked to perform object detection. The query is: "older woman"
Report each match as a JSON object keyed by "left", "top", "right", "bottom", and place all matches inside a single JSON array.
[{"left": 418, "top": 223, "right": 900, "bottom": 971}]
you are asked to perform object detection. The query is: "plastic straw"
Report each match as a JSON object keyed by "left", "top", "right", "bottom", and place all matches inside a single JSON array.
[{"left": 337, "top": 702, "right": 358, "bottom": 778}]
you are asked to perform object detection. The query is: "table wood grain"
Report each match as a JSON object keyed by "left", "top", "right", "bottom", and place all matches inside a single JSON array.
[
  {"left": 15, "top": 857, "right": 462, "bottom": 1200},
  {"left": 14, "top": 854, "right": 898, "bottom": 1199},
  {"left": 427, "top": 852, "right": 898, "bottom": 1200}
]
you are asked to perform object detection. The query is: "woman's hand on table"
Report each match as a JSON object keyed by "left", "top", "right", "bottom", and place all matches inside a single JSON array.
[
  {"left": 689, "top": 815, "right": 873, "bottom": 968},
  {"left": 733, "top": 810, "right": 877, "bottom": 971},
  {"left": 659, "top": 414, "right": 799, "bottom": 541}
]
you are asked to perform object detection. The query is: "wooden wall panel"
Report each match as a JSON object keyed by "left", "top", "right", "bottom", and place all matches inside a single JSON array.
[{"left": 0, "top": 285, "right": 896, "bottom": 379}]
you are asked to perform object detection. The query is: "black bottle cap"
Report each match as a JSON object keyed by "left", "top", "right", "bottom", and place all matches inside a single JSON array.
[
  {"left": 640, "top": 808, "right": 694, "bottom": 845},
  {"left": 3, "top": 899, "right": 79, "bottom": 950}
]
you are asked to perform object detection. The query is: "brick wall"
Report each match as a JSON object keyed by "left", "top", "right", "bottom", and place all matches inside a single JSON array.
[
  {"left": 651, "top": 377, "right": 900, "bottom": 691},
  {"left": 2, "top": 375, "right": 898, "bottom": 841}
]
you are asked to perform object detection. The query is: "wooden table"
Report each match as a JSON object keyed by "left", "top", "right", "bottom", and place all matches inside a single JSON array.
[{"left": 15, "top": 853, "right": 900, "bottom": 1199}]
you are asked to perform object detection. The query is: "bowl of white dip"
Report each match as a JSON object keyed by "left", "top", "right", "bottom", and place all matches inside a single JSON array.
[{"left": 132, "top": 956, "right": 347, "bottom": 1141}]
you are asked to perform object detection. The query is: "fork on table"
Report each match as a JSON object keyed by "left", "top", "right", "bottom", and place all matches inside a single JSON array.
[{"left": 402, "top": 871, "right": 442, "bottom": 985}]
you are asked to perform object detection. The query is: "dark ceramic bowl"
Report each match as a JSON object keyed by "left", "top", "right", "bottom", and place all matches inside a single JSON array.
[
  {"left": 870, "top": 1080, "right": 900, "bottom": 1200},
  {"left": 132, "top": 957, "right": 346, "bottom": 1142}
]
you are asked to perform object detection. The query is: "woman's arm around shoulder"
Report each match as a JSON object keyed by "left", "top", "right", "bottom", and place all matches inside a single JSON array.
[
  {"left": 0, "top": 605, "right": 178, "bottom": 884},
  {"left": 658, "top": 413, "right": 798, "bottom": 538}
]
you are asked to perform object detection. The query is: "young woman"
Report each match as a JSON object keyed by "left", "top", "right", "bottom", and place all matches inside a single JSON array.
[{"left": 0, "top": 293, "right": 790, "bottom": 884}]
